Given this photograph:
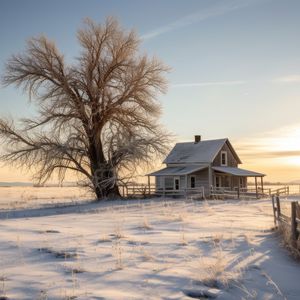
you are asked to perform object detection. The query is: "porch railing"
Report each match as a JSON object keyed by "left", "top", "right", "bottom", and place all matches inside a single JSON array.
[
  {"left": 155, "top": 187, "right": 205, "bottom": 199},
  {"left": 120, "top": 184, "right": 205, "bottom": 199},
  {"left": 210, "top": 186, "right": 268, "bottom": 199}
]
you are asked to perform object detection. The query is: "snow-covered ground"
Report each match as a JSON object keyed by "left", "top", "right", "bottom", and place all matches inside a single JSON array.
[
  {"left": 0, "top": 186, "right": 92, "bottom": 210},
  {"left": 0, "top": 191, "right": 299, "bottom": 299}
]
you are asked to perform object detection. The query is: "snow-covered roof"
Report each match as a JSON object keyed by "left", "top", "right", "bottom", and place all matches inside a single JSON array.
[
  {"left": 163, "top": 138, "right": 241, "bottom": 164},
  {"left": 148, "top": 165, "right": 208, "bottom": 176},
  {"left": 212, "top": 166, "right": 265, "bottom": 177}
]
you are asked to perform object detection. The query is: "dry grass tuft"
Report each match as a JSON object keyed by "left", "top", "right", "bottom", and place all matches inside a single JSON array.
[
  {"left": 63, "top": 263, "right": 86, "bottom": 274},
  {"left": 179, "top": 226, "right": 188, "bottom": 246},
  {"left": 202, "top": 200, "right": 214, "bottom": 214},
  {"left": 140, "top": 247, "right": 155, "bottom": 261},
  {"left": 261, "top": 271, "right": 287, "bottom": 299},
  {"left": 243, "top": 233, "right": 256, "bottom": 246},
  {"left": 211, "top": 234, "right": 224, "bottom": 247},
  {"left": 141, "top": 217, "right": 152, "bottom": 230},
  {"left": 278, "top": 223, "right": 300, "bottom": 260},
  {"left": 98, "top": 234, "right": 111, "bottom": 243},
  {"left": 113, "top": 224, "right": 125, "bottom": 239},
  {"left": 112, "top": 239, "right": 123, "bottom": 269},
  {"left": 36, "top": 290, "right": 48, "bottom": 300},
  {"left": 198, "top": 248, "right": 240, "bottom": 289},
  {"left": 0, "top": 275, "right": 8, "bottom": 300}
]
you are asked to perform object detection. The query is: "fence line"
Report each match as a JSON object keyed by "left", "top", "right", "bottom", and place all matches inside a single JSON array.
[
  {"left": 269, "top": 186, "right": 289, "bottom": 196},
  {"left": 271, "top": 193, "right": 300, "bottom": 250},
  {"left": 119, "top": 184, "right": 205, "bottom": 199}
]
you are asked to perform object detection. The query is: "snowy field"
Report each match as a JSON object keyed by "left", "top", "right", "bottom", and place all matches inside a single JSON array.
[
  {"left": 0, "top": 186, "right": 92, "bottom": 210},
  {"left": 0, "top": 190, "right": 300, "bottom": 299}
]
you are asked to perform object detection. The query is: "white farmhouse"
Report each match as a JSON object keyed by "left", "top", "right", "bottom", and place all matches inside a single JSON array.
[{"left": 148, "top": 135, "right": 265, "bottom": 198}]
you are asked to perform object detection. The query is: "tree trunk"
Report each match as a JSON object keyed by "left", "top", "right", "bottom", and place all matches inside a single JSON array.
[
  {"left": 94, "top": 177, "right": 121, "bottom": 200},
  {"left": 90, "top": 158, "right": 121, "bottom": 200},
  {"left": 88, "top": 134, "right": 122, "bottom": 200}
]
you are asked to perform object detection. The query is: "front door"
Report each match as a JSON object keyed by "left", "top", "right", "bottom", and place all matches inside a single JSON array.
[{"left": 215, "top": 176, "right": 221, "bottom": 188}]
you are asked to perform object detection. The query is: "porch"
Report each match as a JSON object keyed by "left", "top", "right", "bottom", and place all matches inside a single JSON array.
[
  {"left": 212, "top": 166, "right": 265, "bottom": 198},
  {"left": 148, "top": 165, "right": 266, "bottom": 199},
  {"left": 148, "top": 164, "right": 209, "bottom": 198}
]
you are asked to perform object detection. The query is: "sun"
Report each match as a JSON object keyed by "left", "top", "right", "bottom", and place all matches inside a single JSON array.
[{"left": 269, "top": 125, "right": 300, "bottom": 166}]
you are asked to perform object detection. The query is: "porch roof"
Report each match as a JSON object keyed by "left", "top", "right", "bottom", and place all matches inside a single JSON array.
[
  {"left": 212, "top": 166, "right": 265, "bottom": 177},
  {"left": 148, "top": 165, "right": 207, "bottom": 176}
]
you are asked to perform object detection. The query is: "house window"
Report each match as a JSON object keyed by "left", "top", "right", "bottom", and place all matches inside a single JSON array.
[
  {"left": 221, "top": 151, "right": 227, "bottom": 166},
  {"left": 215, "top": 176, "right": 221, "bottom": 188},
  {"left": 190, "top": 176, "right": 196, "bottom": 188},
  {"left": 174, "top": 177, "right": 180, "bottom": 190},
  {"left": 239, "top": 177, "right": 243, "bottom": 188}
]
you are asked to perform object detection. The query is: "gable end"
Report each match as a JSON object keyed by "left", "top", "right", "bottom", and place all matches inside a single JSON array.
[{"left": 212, "top": 140, "right": 242, "bottom": 167}]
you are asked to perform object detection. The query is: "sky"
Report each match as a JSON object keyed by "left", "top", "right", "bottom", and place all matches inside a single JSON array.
[{"left": 1, "top": 0, "right": 300, "bottom": 182}]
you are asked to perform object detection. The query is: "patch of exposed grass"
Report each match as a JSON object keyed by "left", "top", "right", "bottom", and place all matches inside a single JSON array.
[
  {"left": 63, "top": 264, "right": 86, "bottom": 274},
  {"left": 44, "top": 229, "right": 60, "bottom": 234},
  {"left": 38, "top": 247, "right": 77, "bottom": 259},
  {"left": 97, "top": 234, "right": 111, "bottom": 243}
]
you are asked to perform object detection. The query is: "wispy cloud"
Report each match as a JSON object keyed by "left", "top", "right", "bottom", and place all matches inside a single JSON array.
[
  {"left": 272, "top": 75, "right": 300, "bottom": 83},
  {"left": 236, "top": 123, "right": 300, "bottom": 160},
  {"left": 142, "top": 0, "right": 259, "bottom": 40},
  {"left": 171, "top": 80, "right": 246, "bottom": 88},
  {"left": 237, "top": 148, "right": 300, "bottom": 159}
]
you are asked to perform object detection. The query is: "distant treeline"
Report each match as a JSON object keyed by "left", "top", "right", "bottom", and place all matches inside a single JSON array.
[{"left": 248, "top": 181, "right": 300, "bottom": 186}]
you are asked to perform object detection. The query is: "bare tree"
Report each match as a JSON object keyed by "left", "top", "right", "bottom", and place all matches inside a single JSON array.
[{"left": 0, "top": 17, "right": 171, "bottom": 199}]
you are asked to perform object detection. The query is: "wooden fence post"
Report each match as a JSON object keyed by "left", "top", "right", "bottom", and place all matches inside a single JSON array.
[
  {"left": 291, "top": 202, "right": 298, "bottom": 242},
  {"left": 276, "top": 196, "right": 281, "bottom": 220},
  {"left": 271, "top": 195, "right": 277, "bottom": 227}
]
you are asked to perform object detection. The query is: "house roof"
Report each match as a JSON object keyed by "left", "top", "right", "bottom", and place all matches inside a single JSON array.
[
  {"left": 148, "top": 165, "right": 208, "bottom": 176},
  {"left": 212, "top": 166, "right": 265, "bottom": 177},
  {"left": 163, "top": 138, "right": 242, "bottom": 164}
]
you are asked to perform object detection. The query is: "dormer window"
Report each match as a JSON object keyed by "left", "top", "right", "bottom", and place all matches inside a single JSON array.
[{"left": 221, "top": 151, "right": 227, "bottom": 166}]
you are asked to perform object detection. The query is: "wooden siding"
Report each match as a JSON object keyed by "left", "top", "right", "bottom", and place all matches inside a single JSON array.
[
  {"left": 188, "top": 168, "right": 210, "bottom": 194},
  {"left": 155, "top": 177, "right": 162, "bottom": 189},
  {"left": 165, "top": 177, "right": 174, "bottom": 190},
  {"left": 180, "top": 176, "right": 186, "bottom": 189},
  {"left": 154, "top": 168, "right": 210, "bottom": 194},
  {"left": 212, "top": 172, "right": 247, "bottom": 189},
  {"left": 213, "top": 142, "right": 238, "bottom": 167},
  {"left": 189, "top": 169, "right": 209, "bottom": 187}
]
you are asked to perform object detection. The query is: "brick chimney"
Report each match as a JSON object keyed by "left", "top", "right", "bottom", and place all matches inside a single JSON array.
[{"left": 194, "top": 135, "right": 201, "bottom": 143}]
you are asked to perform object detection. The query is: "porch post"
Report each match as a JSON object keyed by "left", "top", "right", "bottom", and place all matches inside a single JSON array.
[
  {"left": 237, "top": 177, "right": 240, "bottom": 199},
  {"left": 208, "top": 164, "right": 212, "bottom": 197},
  {"left": 185, "top": 174, "right": 188, "bottom": 198},
  {"left": 255, "top": 177, "right": 258, "bottom": 199},
  {"left": 147, "top": 175, "right": 150, "bottom": 195},
  {"left": 260, "top": 176, "right": 264, "bottom": 196}
]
